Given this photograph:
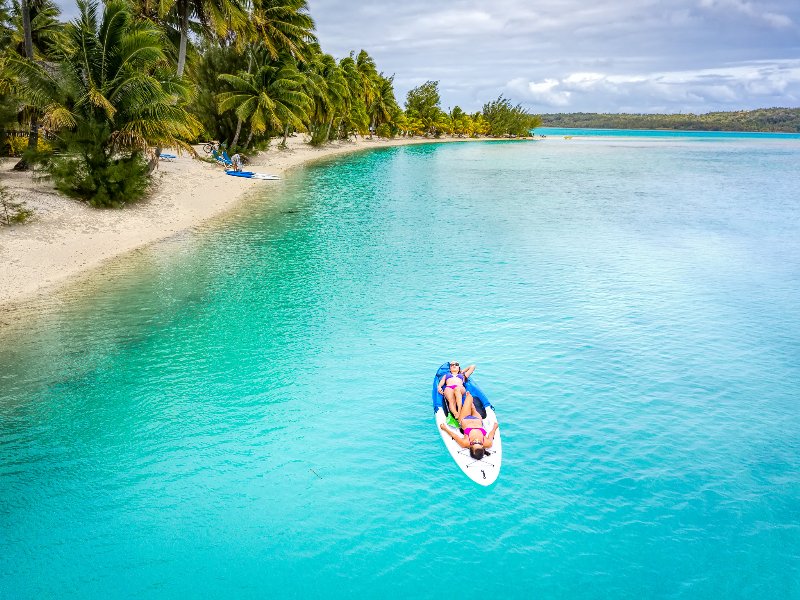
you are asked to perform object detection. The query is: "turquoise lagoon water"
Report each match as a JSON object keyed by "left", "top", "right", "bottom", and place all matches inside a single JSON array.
[{"left": 1, "top": 137, "right": 800, "bottom": 598}]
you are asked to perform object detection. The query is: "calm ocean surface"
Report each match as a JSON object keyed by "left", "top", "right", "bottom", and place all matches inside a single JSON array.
[
  {"left": 536, "top": 126, "right": 800, "bottom": 139},
  {"left": 2, "top": 135, "right": 799, "bottom": 598}
]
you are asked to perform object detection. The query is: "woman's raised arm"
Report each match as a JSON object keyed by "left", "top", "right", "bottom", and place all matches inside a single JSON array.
[{"left": 439, "top": 423, "right": 470, "bottom": 448}]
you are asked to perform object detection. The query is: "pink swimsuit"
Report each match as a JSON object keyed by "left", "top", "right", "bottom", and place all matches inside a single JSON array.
[
  {"left": 445, "top": 373, "right": 465, "bottom": 389},
  {"left": 463, "top": 415, "right": 486, "bottom": 437},
  {"left": 464, "top": 427, "right": 487, "bottom": 437}
]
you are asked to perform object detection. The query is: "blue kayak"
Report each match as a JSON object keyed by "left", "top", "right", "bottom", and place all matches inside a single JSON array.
[
  {"left": 432, "top": 362, "right": 502, "bottom": 485},
  {"left": 225, "top": 170, "right": 280, "bottom": 180},
  {"left": 431, "top": 362, "right": 493, "bottom": 417}
]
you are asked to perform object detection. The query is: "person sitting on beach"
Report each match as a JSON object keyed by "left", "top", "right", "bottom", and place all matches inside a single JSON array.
[
  {"left": 439, "top": 401, "right": 499, "bottom": 460},
  {"left": 231, "top": 153, "right": 242, "bottom": 172},
  {"left": 436, "top": 361, "right": 475, "bottom": 420}
]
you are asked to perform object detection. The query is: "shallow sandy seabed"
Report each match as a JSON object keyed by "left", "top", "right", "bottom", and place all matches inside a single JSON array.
[{"left": 1, "top": 135, "right": 530, "bottom": 311}]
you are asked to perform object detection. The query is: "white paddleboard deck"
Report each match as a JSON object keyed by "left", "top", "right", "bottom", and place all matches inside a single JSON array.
[{"left": 436, "top": 407, "right": 502, "bottom": 486}]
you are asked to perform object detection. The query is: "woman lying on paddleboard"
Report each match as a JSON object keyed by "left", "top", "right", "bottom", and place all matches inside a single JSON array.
[
  {"left": 439, "top": 398, "right": 499, "bottom": 460},
  {"left": 436, "top": 361, "right": 476, "bottom": 420}
]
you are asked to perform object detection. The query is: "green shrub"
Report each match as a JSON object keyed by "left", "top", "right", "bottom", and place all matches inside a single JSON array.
[
  {"left": 46, "top": 123, "right": 150, "bottom": 208},
  {"left": 0, "top": 185, "right": 33, "bottom": 225},
  {"left": 190, "top": 45, "right": 251, "bottom": 147},
  {"left": 2, "top": 135, "right": 53, "bottom": 157},
  {"left": 375, "top": 123, "right": 393, "bottom": 138},
  {"left": 481, "top": 96, "right": 541, "bottom": 137},
  {"left": 309, "top": 124, "right": 333, "bottom": 146}
]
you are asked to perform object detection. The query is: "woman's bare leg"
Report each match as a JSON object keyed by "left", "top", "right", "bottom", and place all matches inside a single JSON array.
[
  {"left": 444, "top": 388, "right": 458, "bottom": 416},
  {"left": 469, "top": 396, "right": 480, "bottom": 417},
  {"left": 458, "top": 392, "right": 482, "bottom": 420},
  {"left": 457, "top": 387, "right": 476, "bottom": 419}
]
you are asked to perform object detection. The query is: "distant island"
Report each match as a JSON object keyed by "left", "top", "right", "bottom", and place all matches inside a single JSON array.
[{"left": 539, "top": 107, "right": 800, "bottom": 133}]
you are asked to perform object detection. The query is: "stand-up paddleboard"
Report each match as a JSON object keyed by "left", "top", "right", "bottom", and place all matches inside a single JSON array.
[
  {"left": 225, "top": 170, "right": 280, "bottom": 180},
  {"left": 432, "top": 363, "right": 502, "bottom": 486}
]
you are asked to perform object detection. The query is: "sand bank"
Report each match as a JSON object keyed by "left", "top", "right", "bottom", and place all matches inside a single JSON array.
[{"left": 0, "top": 136, "right": 499, "bottom": 309}]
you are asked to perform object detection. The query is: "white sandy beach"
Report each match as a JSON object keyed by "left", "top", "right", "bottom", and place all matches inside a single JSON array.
[{"left": 0, "top": 136, "right": 502, "bottom": 309}]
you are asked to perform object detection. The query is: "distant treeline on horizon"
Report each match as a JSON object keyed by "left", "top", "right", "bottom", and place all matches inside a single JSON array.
[{"left": 539, "top": 108, "right": 800, "bottom": 133}]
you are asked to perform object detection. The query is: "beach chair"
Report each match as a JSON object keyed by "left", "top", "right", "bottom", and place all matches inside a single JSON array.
[{"left": 211, "top": 148, "right": 232, "bottom": 166}]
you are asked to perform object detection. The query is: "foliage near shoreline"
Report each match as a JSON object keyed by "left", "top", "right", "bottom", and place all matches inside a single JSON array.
[
  {"left": 540, "top": 108, "right": 800, "bottom": 133},
  {"left": 0, "top": 183, "right": 32, "bottom": 224},
  {"left": 0, "top": 0, "right": 540, "bottom": 206}
]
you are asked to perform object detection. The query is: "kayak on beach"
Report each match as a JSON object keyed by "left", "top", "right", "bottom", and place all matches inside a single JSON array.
[
  {"left": 225, "top": 170, "right": 280, "bottom": 180},
  {"left": 432, "top": 362, "right": 502, "bottom": 486}
]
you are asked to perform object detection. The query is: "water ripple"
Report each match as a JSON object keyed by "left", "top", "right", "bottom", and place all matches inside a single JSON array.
[{"left": 2, "top": 140, "right": 800, "bottom": 598}]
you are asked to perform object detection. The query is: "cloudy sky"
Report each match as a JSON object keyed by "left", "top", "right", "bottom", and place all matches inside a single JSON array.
[
  {"left": 307, "top": 0, "right": 800, "bottom": 114},
  {"left": 53, "top": 0, "right": 800, "bottom": 114}
]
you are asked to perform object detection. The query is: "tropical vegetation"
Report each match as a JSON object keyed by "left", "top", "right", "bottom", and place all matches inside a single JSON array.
[
  {"left": 1, "top": 180, "right": 32, "bottom": 224},
  {"left": 0, "top": 0, "right": 542, "bottom": 207},
  {"left": 539, "top": 108, "right": 800, "bottom": 133}
]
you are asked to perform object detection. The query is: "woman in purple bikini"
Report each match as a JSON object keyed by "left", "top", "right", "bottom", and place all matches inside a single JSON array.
[
  {"left": 436, "top": 361, "right": 476, "bottom": 420},
  {"left": 439, "top": 402, "right": 499, "bottom": 460}
]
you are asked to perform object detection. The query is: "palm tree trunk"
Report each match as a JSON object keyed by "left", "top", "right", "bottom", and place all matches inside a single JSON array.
[
  {"left": 369, "top": 117, "right": 375, "bottom": 139},
  {"left": 177, "top": 3, "right": 189, "bottom": 77},
  {"left": 231, "top": 119, "right": 243, "bottom": 148},
  {"left": 231, "top": 52, "right": 256, "bottom": 151},
  {"left": 21, "top": 0, "right": 33, "bottom": 59},
  {"left": 325, "top": 116, "right": 334, "bottom": 141},
  {"left": 151, "top": 3, "right": 189, "bottom": 173},
  {"left": 244, "top": 129, "right": 254, "bottom": 149},
  {"left": 13, "top": 0, "right": 37, "bottom": 172},
  {"left": 282, "top": 124, "right": 289, "bottom": 146}
]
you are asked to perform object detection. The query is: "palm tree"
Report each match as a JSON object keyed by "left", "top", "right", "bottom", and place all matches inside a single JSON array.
[
  {"left": 11, "top": 0, "right": 67, "bottom": 59},
  {"left": 353, "top": 50, "right": 377, "bottom": 104},
  {"left": 17, "top": 0, "right": 31, "bottom": 59},
  {"left": 212, "top": 1, "right": 314, "bottom": 151},
  {"left": 7, "top": 0, "right": 69, "bottom": 171},
  {"left": 64, "top": 0, "right": 199, "bottom": 146},
  {"left": 0, "top": 3, "right": 20, "bottom": 139},
  {"left": 10, "top": 0, "right": 35, "bottom": 170},
  {"left": 249, "top": 0, "right": 316, "bottom": 62},
  {"left": 368, "top": 73, "right": 398, "bottom": 136},
  {"left": 297, "top": 49, "right": 347, "bottom": 145},
  {"left": 316, "top": 54, "right": 348, "bottom": 142},
  {"left": 159, "top": 0, "right": 247, "bottom": 77},
  {"left": 338, "top": 54, "right": 368, "bottom": 138},
  {"left": 353, "top": 49, "right": 378, "bottom": 136},
  {"left": 217, "top": 59, "right": 310, "bottom": 148},
  {"left": 11, "top": 0, "right": 201, "bottom": 204}
]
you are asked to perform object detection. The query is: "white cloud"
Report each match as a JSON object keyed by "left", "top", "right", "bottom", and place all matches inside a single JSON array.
[
  {"left": 698, "top": 0, "right": 794, "bottom": 28},
  {"left": 52, "top": 0, "right": 800, "bottom": 113},
  {"left": 308, "top": 0, "right": 800, "bottom": 111},
  {"left": 563, "top": 73, "right": 608, "bottom": 90},
  {"left": 413, "top": 9, "right": 502, "bottom": 34},
  {"left": 506, "top": 60, "right": 800, "bottom": 112},
  {"left": 508, "top": 78, "right": 572, "bottom": 107}
]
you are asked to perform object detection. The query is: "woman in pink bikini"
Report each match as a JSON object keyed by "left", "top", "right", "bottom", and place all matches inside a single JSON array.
[
  {"left": 436, "top": 361, "right": 476, "bottom": 420},
  {"left": 439, "top": 405, "right": 499, "bottom": 460}
]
